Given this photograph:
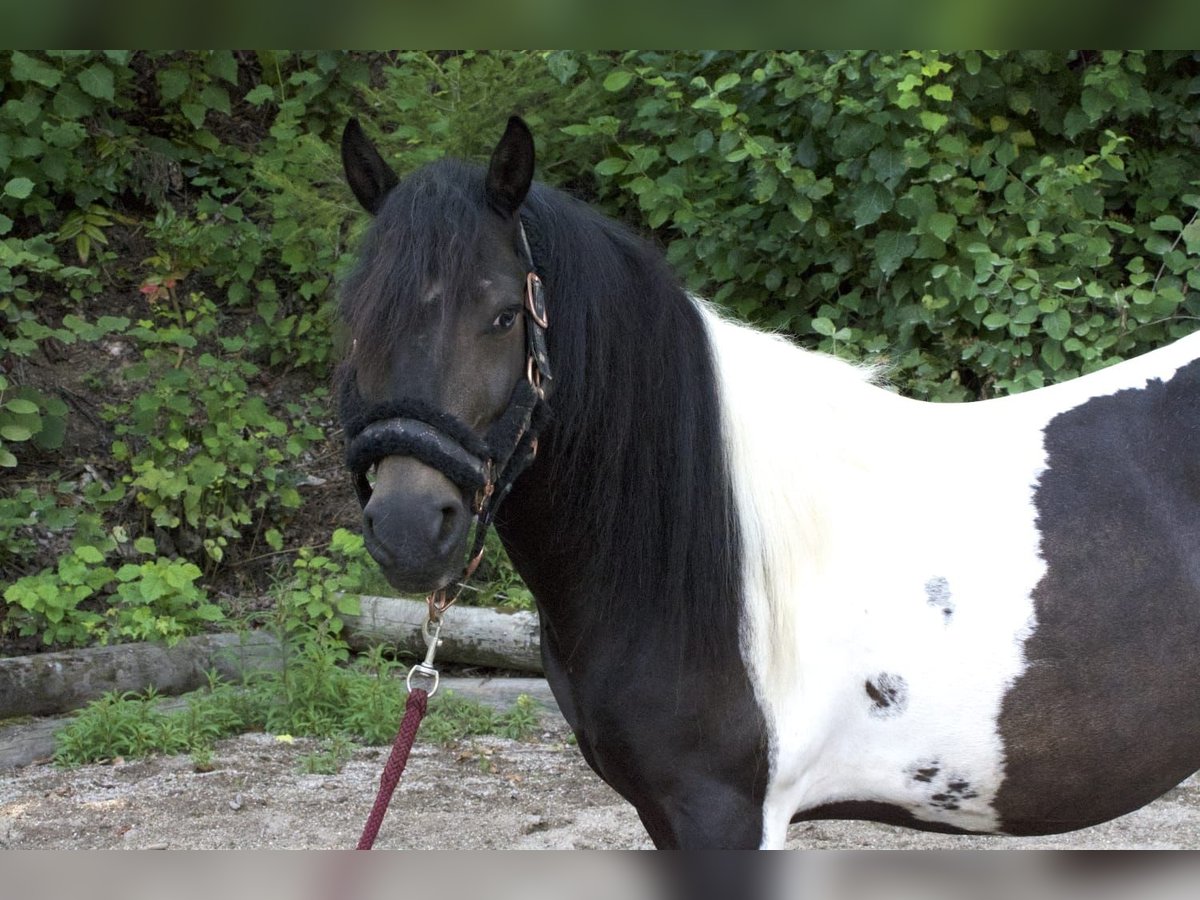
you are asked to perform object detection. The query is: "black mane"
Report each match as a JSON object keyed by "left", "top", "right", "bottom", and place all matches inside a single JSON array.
[{"left": 513, "top": 179, "right": 744, "bottom": 666}]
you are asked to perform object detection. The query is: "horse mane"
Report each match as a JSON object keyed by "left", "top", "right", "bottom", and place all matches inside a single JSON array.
[{"left": 517, "top": 181, "right": 745, "bottom": 664}]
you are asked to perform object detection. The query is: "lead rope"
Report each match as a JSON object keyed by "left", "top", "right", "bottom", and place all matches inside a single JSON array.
[{"left": 356, "top": 619, "right": 442, "bottom": 850}]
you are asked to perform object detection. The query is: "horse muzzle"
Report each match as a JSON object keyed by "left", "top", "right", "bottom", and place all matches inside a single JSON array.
[{"left": 361, "top": 456, "right": 472, "bottom": 593}]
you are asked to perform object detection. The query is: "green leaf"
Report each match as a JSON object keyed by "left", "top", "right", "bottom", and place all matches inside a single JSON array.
[
  {"left": 0, "top": 424, "right": 33, "bottom": 442},
  {"left": 603, "top": 70, "right": 633, "bottom": 92},
  {"left": 926, "top": 211, "right": 958, "bottom": 243},
  {"left": 77, "top": 63, "right": 115, "bottom": 100},
  {"left": 199, "top": 83, "right": 231, "bottom": 115},
  {"left": 181, "top": 103, "right": 207, "bottom": 129},
  {"left": 10, "top": 51, "right": 62, "bottom": 88},
  {"left": 0, "top": 213, "right": 13, "bottom": 235},
  {"left": 4, "top": 398, "right": 39, "bottom": 415},
  {"left": 1042, "top": 309, "right": 1071, "bottom": 341},
  {"left": 244, "top": 84, "right": 275, "bottom": 106},
  {"left": 852, "top": 182, "right": 894, "bottom": 228},
  {"left": 925, "top": 84, "right": 953, "bottom": 102},
  {"left": 713, "top": 73, "right": 741, "bottom": 94},
  {"left": 206, "top": 49, "right": 239, "bottom": 84},
  {"left": 982, "top": 311, "right": 1010, "bottom": 329},
  {"left": 1150, "top": 215, "right": 1183, "bottom": 232},
  {"left": 74, "top": 545, "right": 105, "bottom": 564},
  {"left": 134, "top": 537, "right": 158, "bottom": 554},
  {"left": 4, "top": 177, "right": 35, "bottom": 199},
  {"left": 157, "top": 68, "right": 190, "bottom": 102},
  {"left": 918, "top": 110, "right": 949, "bottom": 132},
  {"left": 875, "top": 230, "right": 917, "bottom": 276},
  {"left": 0, "top": 449, "right": 16, "bottom": 468},
  {"left": 594, "top": 157, "right": 627, "bottom": 176},
  {"left": 811, "top": 316, "right": 836, "bottom": 337}
]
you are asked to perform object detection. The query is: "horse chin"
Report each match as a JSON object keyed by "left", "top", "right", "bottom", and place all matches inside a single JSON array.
[{"left": 372, "top": 560, "right": 458, "bottom": 597}]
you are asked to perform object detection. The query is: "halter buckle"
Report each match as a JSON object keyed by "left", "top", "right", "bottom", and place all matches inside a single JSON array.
[
  {"left": 526, "top": 355, "right": 545, "bottom": 399},
  {"left": 525, "top": 272, "right": 548, "bottom": 329}
]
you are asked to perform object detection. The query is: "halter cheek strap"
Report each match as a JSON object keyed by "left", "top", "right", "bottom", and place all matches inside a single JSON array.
[{"left": 340, "top": 218, "right": 551, "bottom": 615}]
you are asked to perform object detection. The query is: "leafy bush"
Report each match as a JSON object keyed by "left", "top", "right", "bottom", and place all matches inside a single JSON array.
[
  {"left": 5, "top": 50, "right": 1200, "bottom": 651},
  {"left": 563, "top": 51, "right": 1200, "bottom": 399}
]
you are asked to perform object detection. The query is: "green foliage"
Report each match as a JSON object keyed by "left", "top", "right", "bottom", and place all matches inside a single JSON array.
[
  {"left": 102, "top": 304, "right": 322, "bottom": 570},
  {"left": 275, "top": 528, "right": 370, "bottom": 636},
  {"left": 465, "top": 531, "right": 535, "bottom": 611},
  {"left": 546, "top": 50, "right": 1200, "bottom": 399},
  {"left": 2, "top": 537, "right": 224, "bottom": 647},
  {"left": 6, "top": 50, "right": 1200, "bottom": 654}
]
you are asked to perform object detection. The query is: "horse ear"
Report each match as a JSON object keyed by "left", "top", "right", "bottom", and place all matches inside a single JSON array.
[
  {"left": 341, "top": 119, "right": 399, "bottom": 215},
  {"left": 484, "top": 116, "right": 534, "bottom": 218}
]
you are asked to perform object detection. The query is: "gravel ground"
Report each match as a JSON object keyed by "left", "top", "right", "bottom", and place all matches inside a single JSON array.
[{"left": 2, "top": 720, "right": 1197, "bottom": 850}]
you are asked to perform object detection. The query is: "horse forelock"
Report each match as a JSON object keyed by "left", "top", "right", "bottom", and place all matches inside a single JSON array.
[{"left": 339, "top": 159, "right": 493, "bottom": 388}]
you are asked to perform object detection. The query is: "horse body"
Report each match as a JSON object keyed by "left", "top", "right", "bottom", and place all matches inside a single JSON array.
[
  {"left": 700, "top": 307, "right": 1200, "bottom": 844},
  {"left": 338, "top": 116, "right": 1200, "bottom": 849}
]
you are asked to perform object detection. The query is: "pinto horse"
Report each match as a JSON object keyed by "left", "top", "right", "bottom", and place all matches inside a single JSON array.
[{"left": 336, "top": 116, "right": 1200, "bottom": 849}]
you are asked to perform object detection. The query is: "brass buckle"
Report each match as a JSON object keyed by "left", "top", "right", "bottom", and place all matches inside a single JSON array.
[
  {"left": 524, "top": 272, "right": 548, "bottom": 329},
  {"left": 526, "top": 355, "right": 545, "bottom": 399}
]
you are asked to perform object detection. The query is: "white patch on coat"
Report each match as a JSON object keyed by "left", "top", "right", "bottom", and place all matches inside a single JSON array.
[{"left": 697, "top": 302, "right": 1200, "bottom": 849}]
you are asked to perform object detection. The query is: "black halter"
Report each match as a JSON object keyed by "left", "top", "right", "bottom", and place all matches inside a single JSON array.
[{"left": 339, "top": 220, "right": 551, "bottom": 614}]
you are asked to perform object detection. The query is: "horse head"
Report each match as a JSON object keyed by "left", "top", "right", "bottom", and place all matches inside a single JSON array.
[{"left": 337, "top": 117, "right": 546, "bottom": 595}]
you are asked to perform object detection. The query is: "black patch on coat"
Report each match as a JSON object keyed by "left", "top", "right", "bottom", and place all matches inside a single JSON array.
[
  {"left": 793, "top": 801, "right": 981, "bottom": 835},
  {"left": 865, "top": 673, "right": 909, "bottom": 717},
  {"left": 994, "top": 356, "right": 1200, "bottom": 835},
  {"left": 925, "top": 576, "right": 954, "bottom": 621}
]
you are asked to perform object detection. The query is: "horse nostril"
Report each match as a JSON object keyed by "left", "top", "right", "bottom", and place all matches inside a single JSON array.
[{"left": 436, "top": 504, "right": 461, "bottom": 549}]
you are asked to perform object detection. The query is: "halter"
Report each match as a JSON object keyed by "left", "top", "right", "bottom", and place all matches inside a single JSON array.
[{"left": 340, "top": 218, "right": 551, "bottom": 619}]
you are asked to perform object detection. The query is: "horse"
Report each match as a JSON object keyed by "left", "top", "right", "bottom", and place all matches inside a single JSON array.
[{"left": 335, "top": 115, "right": 1200, "bottom": 849}]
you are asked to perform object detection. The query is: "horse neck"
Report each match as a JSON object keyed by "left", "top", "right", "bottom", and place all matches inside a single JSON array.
[{"left": 496, "top": 233, "right": 744, "bottom": 665}]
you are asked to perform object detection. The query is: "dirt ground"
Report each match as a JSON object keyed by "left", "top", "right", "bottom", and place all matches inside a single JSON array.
[{"left": 2, "top": 717, "right": 1197, "bottom": 850}]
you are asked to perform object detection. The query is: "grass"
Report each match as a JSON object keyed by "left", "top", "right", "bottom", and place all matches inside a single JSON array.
[{"left": 51, "top": 635, "right": 542, "bottom": 769}]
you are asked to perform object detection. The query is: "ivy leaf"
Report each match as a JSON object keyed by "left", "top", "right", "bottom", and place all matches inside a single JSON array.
[{"left": 852, "top": 181, "right": 894, "bottom": 228}]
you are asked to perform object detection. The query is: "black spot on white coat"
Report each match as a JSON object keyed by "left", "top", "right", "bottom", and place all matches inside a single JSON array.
[{"left": 865, "top": 673, "right": 909, "bottom": 717}]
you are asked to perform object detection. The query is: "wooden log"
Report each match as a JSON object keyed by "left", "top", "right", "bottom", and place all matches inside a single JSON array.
[
  {"left": 0, "top": 631, "right": 281, "bottom": 719},
  {"left": 342, "top": 595, "right": 543, "bottom": 674}
]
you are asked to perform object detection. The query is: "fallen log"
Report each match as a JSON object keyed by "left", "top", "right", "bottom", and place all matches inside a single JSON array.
[
  {"left": 341, "top": 595, "right": 543, "bottom": 674},
  {"left": 0, "top": 631, "right": 281, "bottom": 719}
]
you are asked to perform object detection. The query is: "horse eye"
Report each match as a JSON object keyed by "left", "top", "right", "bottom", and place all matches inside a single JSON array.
[{"left": 492, "top": 308, "right": 519, "bottom": 331}]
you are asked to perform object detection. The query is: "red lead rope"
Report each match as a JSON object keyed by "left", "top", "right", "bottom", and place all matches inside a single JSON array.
[{"left": 355, "top": 686, "right": 430, "bottom": 850}]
